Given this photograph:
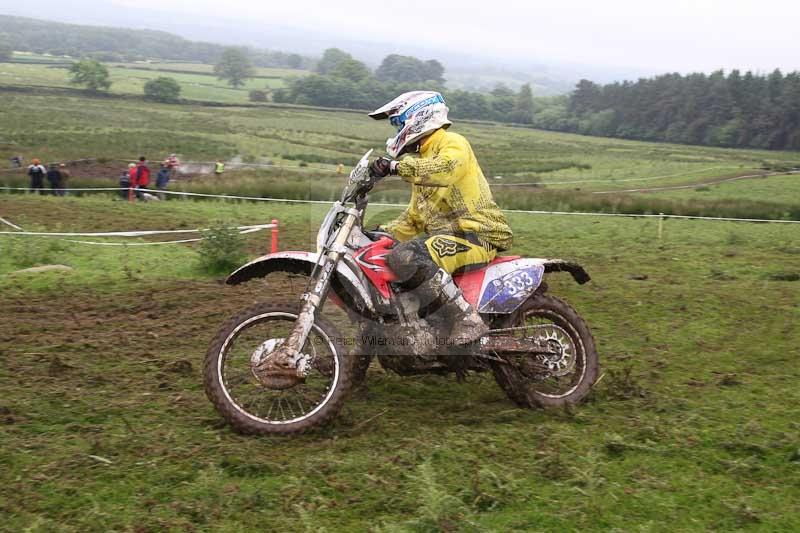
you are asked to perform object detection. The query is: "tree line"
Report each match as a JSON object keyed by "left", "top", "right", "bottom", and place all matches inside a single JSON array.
[
  {"left": 274, "top": 52, "right": 800, "bottom": 151},
  {"left": 562, "top": 71, "right": 800, "bottom": 150},
  {"left": 0, "top": 15, "right": 312, "bottom": 69},
  {"left": 271, "top": 48, "right": 538, "bottom": 124}
]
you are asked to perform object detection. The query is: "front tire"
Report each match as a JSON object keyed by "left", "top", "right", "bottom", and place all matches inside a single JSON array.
[
  {"left": 490, "top": 294, "right": 598, "bottom": 408},
  {"left": 204, "top": 302, "right": 353, "bottom": 435}
]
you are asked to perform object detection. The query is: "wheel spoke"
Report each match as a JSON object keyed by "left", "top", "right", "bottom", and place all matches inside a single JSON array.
[{"left": 214, "top": 308, "right": 343, "bottom": 427}]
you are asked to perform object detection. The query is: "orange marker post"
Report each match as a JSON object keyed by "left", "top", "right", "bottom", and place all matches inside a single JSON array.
[{"left": 270, "top": 219, "right": 279, "bottom": 253}]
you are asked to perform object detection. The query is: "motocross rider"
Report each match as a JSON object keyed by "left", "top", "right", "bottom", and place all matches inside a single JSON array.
[{"left": 368, "top": 91, "right": 513, "bottom": 344}]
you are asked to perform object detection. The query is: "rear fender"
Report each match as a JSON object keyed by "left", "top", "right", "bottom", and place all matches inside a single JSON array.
[
  {"left": 226, "top": 251, "right": 378, "bottom": 316},
  {"left": 475, "top": 258, "right": 591, "bottom": 314}
]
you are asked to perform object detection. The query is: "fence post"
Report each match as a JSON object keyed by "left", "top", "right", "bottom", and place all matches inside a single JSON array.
[
  {"left": 658, "top": 213, "right": 664, "bottom": 241},
  {"left": 128, "top": 186, "right": 135, "bottom": 203},
  {"left": 270, "top": 219, "right": 279, "bottom": 253}
]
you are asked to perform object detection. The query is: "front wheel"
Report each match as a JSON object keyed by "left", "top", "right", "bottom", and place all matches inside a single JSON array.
[
  {"left": 490, "top": 294, "right": 598, "bottom": 408},
  {"left": 204, "top": 302, "right": 353, "bottom": 435}
]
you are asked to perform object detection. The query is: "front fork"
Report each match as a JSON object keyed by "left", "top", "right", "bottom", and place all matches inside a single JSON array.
[{"left": 258, "top": 210, "right": 360, "bottom": 378}]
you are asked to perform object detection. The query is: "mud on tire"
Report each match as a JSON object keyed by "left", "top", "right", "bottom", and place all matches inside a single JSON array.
[
  {"left": 203, "top": 301, "right": 354, "bottom": 435},
  {"left": 490, "top": 294, "right": 598, "bottom": 408}
]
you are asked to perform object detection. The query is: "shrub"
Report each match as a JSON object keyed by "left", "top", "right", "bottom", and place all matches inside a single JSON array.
[
  {"left": 143, "top": 77, "right": 182, "bottom": 103},
  {"left": 248, "top": 89, "right": 268, "bottom": 102},
  {"left": 68, "top": 59, "right": 111, "bottom": 91},
  {"left": 196, "top": 221, "right": 247, "bottom": 274}
]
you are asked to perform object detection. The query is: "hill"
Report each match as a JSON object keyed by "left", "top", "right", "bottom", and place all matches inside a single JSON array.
[{"left": 0, "top": 14, "right": 313, "bottom": 69}]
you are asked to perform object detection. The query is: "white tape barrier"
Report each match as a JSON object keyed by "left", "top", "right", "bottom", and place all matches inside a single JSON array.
[
  {"left": 2, "top": 186, "right": 799, "bottom": 225},
  {"left": 0, "top": 223, "right": 275, "bottom": 238},
  {"left": 0, "top": 216, "right": 23, "bottom": 230},
  {"left": 0, "top": 221, "right": 276, "bottom": 246},
  {"left": 64, "top": 238, "right": 204, "bottom": 246},
  {"left": 0, "top": 187, "right": 124, "bottom": 191}
]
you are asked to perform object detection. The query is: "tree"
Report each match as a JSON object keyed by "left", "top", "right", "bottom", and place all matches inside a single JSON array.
[
  {"left": 68, "top": 59, "right": 111, "bottom": 91},
  {"left": 569, "top": 79, "right": 601, "bottom": 115},
  {"left": 491, "top": 84, "right": 515, "bottom": 98},
  {"left": 315, "top": 48, "right": 352, "bottom": 75},
  {"left": 330, "top": 58, "right": 371, "bottom": 82},
  {"left": 511, "top": 83, "right": 535, "bottom": 124},
  {"left": 143, "top": 76, "right": 181, "bottom": 102},
  {"left": 375, "top": 54, "right": 445, "bottom": 83},
  {"left": 422, "top": 60, "right": 445, "bottom": 83},
  {"left": 249, "top": 89, "right": 269, "bottom": 102},
  {"left": 286, "top": 53, "right": 303, "bottom": 69},
  {"left": 214, "top": 47, "right": 254, "bottom": 88}
]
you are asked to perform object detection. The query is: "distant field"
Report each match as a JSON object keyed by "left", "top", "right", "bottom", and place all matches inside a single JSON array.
[
  {"left": 2, "top": 90, "right": 799, "bottom": 219},
  {"left": 0, "top": 62, "right": 294, "bottom": 104},
  {"left": 109, "top": 61, "right": 308, "bottom": 79}
]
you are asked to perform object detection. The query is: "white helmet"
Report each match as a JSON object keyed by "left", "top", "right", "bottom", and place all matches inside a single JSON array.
[{"left": 369, "top": 91, "right": 451, "bottom": 158}]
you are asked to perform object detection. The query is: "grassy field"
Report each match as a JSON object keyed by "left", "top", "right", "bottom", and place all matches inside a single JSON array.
[
  {"left": 2, "top": 89, "right": 800, "bottom": 220},
  {"left": 0, "top": 61, "right": 298, "bottom": 104},
  {"left": 1, "top": 194, "right": 799, "bottom": 530}
]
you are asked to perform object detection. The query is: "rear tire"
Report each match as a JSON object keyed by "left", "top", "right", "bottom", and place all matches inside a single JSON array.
[
  {"left": 490, "top": 294, "right": 598, "bottom": 408},
  {"left": 204, "top": 301, "right": 354, "bottom": 435}
]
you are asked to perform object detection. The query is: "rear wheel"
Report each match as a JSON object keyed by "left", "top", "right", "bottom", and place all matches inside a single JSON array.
[
  {"left": 204, "top": 302, "right": 353, "bottom": 435},
  {"left": 490, "top": 294, "right": 598, "bottom": 408}
]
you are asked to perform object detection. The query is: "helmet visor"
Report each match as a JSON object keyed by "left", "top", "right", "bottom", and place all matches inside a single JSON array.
[{"left": 388, "top": 94, "right": 445, "bottom": 132}]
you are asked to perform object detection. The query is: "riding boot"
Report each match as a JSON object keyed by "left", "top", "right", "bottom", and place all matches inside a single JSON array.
[{"left": 419, "top": 269, "right": 489, "bottom": 345}]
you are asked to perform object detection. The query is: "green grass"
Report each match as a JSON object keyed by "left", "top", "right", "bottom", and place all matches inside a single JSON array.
[
  {"left": 108, "top": 61, "right": 308, "bottom": 79},
  {"left": 2, "top": 90, "right": 799, "bottom": 219},
  {"left": 1, "top": 195, "right": 799, "bottom": 530},
  {"left": 0, "top": 62, "right": 292, "bottom": 104}
]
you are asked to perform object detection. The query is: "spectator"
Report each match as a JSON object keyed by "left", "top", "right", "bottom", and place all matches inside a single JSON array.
[
  {"left": 127, "top": 162, "right": 137, "bottom": 199},
  {"left": 164, "top": 153, "right": 180, "bottom": 180},
  {"left": 27, "top": 159, "right": 47, "bottom": 194},
  {"left": 214, "top": 159, "right": 225, "bottom": 177},
  {"left": 135, "top": 157, "right": 150, "bottom": 200},
  {"left": 119, "top": 169, "right": 131, "bottom": 200},
  {"left": 11, "top": 155, "right": 23, "bottom": 168},
  {"left": 58, "top": 163, "right": 70, "bottom": 195},
  {"left": 46, "top": 163, "right": 63, "bottom": 196},
  {"left": 156, "top": 162, "right": 171, "bottom": 200}
]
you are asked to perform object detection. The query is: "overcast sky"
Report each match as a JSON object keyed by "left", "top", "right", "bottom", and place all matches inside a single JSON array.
[{"left": 106, "top": 0, "right": 800, "bottom": 73}]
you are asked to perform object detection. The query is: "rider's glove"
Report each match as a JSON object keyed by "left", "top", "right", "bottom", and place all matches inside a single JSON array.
[{"left": 369, "top": 157, "right": 397, "bottom": 178}]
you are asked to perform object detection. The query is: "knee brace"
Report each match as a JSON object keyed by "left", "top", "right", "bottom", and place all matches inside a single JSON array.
[{"left": 386, "top": 239, "right": 439, "bottom": 289}]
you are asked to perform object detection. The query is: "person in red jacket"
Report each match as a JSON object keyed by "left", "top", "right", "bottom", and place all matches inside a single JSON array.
[{"left": 135, "top": 156, "right": 150, "bottom": 200}]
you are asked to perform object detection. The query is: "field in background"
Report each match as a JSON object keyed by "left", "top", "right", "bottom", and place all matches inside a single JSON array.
[
  {"left": 0, "top": 60, "right": 300, "bottom": 103},
  {"left": 2, "top": 90, "right": 800, "bottom": 220},
  {"left": 1, "top": 195, "right": 799, "bottom": 530}
]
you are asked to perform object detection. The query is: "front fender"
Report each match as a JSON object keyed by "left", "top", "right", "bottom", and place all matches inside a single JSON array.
[{"left": 226, "top": 251, "right": 377, "bottom": 315}]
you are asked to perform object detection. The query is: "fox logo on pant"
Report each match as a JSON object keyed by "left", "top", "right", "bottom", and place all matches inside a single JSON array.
[{"left": 430, "top": 237, "right": 470, "bottom": 258}]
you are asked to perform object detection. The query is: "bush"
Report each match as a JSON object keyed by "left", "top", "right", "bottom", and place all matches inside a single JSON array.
[
  {"left": 196, "top": 221, "right": 247, "bottom": 274},
  {"left": 68, "top": 59, "right": 111, "bottom": 91},
  {"left": 143, "top": 77, "right": 182, "bottom": 103},
  {"left": 248, "top": 89, "right": 268, "bottom": 102}
]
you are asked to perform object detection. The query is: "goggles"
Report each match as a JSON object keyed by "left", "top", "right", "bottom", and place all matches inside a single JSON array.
[{"left": 388, "top": 94, "right": 445, "bottom": 131}]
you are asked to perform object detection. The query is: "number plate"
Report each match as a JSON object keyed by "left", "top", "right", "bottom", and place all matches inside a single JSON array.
[{"left": 478, "top": 265, "right": 544, "bottom": 313}]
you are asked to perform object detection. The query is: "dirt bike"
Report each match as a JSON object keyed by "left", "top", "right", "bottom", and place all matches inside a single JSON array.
[{"left": 204, "top": 150, "right": 598, "bottom": 435}]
